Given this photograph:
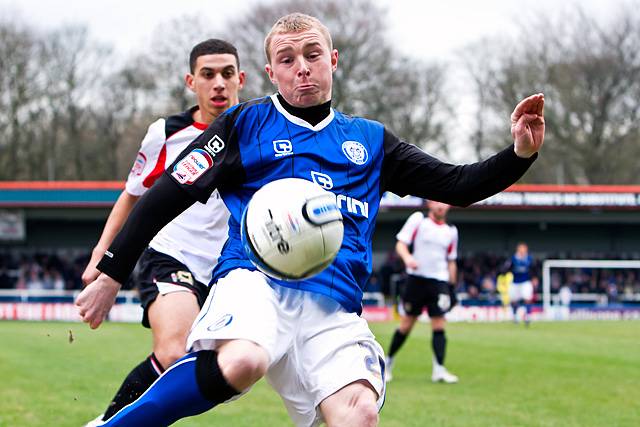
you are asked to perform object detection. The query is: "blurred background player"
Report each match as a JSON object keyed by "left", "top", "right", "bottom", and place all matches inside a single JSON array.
[
  {"left": 81, "top": 39, "right": 245, "bottom": 424},
  {"left": 497, "top": 269, "right": 513, "bottom": 313},
  {"left": 385, "top": 201, "right": 459, "bottom": 383},
  {"left": 502, "top": 242, "right": 535, "bottom": 325}
]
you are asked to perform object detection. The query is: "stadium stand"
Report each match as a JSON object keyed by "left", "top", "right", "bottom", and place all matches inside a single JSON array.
[{"left": 2, "top": 182, "right": 640, "bottom": 321}]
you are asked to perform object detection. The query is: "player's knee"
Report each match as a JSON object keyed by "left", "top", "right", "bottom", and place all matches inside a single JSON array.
[
  {"left": 353, "top": 400, "right": 379, "bottom": 426},
  {"left": 227, "top": 351, "right": 268, "bottom": 382},
  {"left": 155, "top": 345, "right": 187, "bottom": 369},
  {"left": 324, "top": 383, "right": 379, "bottom": 427},
  {"left": 218, "top": 341, "right": 269, "bottom": 389}
]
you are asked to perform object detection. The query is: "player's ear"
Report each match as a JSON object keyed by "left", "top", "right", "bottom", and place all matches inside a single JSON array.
[
  {"left": 238, "top": 70, "right": 246, "bottom": 90},
  {"left": 185, "top": 73, "right": 196, "bottom": 93},
  {"left": 265, "top": 64, "right": 276, "bottom": 84},
  {"left": 331, "top": 49, "right": 338, "bottom": 72}
]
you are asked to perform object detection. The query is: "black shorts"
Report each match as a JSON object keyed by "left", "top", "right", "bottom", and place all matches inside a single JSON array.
[
  {"left": 137, "top": 248, "right": 209, "bottom": 328},
  {"left": 401, "top": 275, "right": 455, "bottom": 317}
]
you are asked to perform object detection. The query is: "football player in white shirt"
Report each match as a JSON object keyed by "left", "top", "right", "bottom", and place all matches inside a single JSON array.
[
  {"left": 80, "top": 39, "right": 245, "bottom": 423},
  {"left": 385, "top": 201, "right": 460, "bottom": 383}
]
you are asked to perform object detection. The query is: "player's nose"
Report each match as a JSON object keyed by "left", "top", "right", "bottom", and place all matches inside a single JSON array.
[
  {"left": 295, "top": 58, "right": 311, "bottom": 77},
  {"left": 212, "top": 73, "right": 226, "bottom": 90}
]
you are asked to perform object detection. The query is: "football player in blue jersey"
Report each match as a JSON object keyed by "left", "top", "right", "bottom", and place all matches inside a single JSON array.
[
  {"left": 76, "top": 13, "right": 545, "bottom": 427},
  {"left": 503, "top": 242, "right": 536, "bottom": 325}
]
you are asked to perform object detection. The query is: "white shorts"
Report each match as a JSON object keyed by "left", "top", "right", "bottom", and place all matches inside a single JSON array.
[
  {"left": 509, "top": 281, "right": 533, "bottom": 302},
  {"left": 187, "top": 269, "right": 386, "bottom": 427}
]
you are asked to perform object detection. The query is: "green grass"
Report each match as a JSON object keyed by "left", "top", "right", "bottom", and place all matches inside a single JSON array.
[{"left": 1, "top": 321, "right": 638, "bottom": 426}]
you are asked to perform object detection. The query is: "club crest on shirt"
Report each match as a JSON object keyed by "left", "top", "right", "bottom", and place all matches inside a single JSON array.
[
  {"left": 342, "top": 141, "right": 368, "bottom": 165},
  {"left": 129, "top": 152, "right": 147, "bottom": 176},
  {"left": 171, "top": 148, "right": 213, "bottom": 185}
]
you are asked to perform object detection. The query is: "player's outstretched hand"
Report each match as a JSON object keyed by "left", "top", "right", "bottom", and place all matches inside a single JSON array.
[
  {"left": 75, "top": 273, "right": 121, "bottom": 329},
  {"left": 511, "top": 93, "right": 545, "bottom": 158}
]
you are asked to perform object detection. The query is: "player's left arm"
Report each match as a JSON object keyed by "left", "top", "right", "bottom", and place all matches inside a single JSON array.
[
  {"left": 448, "top": 261, "right": 457, "bottom": 285},
  {"left": 447, "top": 227, "right": 459, "bottom": 306},
  {"left": 447, "top": 226, "right": 458, "bottom": 284},
  {"left": 76, "top": 108, "right": 245, "bottom": 329},
  {"left": 381, "top": 94, "right": 544, "bottom": 207},
  {"left": 447, "top": 259, "right": 458, "bottom": 307},
  {"left": 76, "top": 177, "right": 196, "bottom": 328}
]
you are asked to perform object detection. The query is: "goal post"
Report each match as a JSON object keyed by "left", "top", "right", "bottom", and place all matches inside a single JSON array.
[{"left": 542, "top": 259, "right": 640, "bottom": 318}]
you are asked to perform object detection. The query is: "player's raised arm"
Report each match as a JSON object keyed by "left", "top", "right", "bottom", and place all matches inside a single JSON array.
[{"left": 381, "top": 93, "right": 546, "bottom": 207}]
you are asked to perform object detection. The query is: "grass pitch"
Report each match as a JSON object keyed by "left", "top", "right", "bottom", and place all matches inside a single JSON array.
[{"left": 0, "top": 320, "right": 638, "bottom": 426}]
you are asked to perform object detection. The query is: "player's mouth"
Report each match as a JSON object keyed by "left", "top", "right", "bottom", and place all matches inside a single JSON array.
[
  {"left": 211, "top": 95, "right": 228, "bottom": 108},
  {"left": 296, "top": 84, "right": 317, "bottom": 93}
]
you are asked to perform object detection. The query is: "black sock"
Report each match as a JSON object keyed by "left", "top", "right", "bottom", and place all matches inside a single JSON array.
[
  {"left": 102, "top": 353, "right": 164, "bottom": 420},
  {"left": 388, "top": 329, "right": 409, "bottom": 358},
  {"left": 195, "top": 350, "right": 240, "bottom": 403},
  {"left": 432, "top": 330, "right": 446, "bottom": 366}
]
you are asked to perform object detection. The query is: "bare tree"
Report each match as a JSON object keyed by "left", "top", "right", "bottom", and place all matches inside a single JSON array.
[
  {"left": 40, "top": 25, "right": 111, "bottom": 180},
  {"left": 90, "top": 57, "right": 157, "bottom": 179},
  {"left": 459, "top": 38, "right": 509, "bottom": 161},
  {"left": 225, "top": 0, "right": 452, "bottom": 154},
  {"left": 0, "top": 20, "right": 44, "bottom": 180},
  {"left": 467, "top": 6, "right": 640, "bottom": 184}
]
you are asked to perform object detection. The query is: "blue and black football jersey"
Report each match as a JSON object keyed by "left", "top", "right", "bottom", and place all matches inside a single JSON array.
[
  {"left": 99, "top": 94, "right": 536, "bottom": 314},
  {"left": 510, "top": 254, "right": 533, "bottom": 284}
]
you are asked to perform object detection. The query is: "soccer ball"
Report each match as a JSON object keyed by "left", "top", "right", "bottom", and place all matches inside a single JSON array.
[{"left": 241, "top": 178, "right": 344, "bottom": 280}]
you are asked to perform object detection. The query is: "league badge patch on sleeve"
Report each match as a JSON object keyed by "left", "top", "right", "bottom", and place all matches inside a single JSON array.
[
  {"left": 129, "top": 152, "right": 146, "bottom": 176},
  {"left": 171, "top": 148, "right": 213, "bottom": 185}
]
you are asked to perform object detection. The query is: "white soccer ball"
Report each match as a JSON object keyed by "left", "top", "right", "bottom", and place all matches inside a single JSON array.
[{"left": 241, "top": 178, "right": 344, "bottom": 280}]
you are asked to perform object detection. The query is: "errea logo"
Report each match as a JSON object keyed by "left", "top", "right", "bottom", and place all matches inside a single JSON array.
[
  {"left": 310, "top": 171, "right": 369, "bottom": 218},
  {"left": 310, "top": 171, "right": 333, "bottom": 189},
  {"left": 273, "top": 140, "right": 293, "bottom": 157},
  {"left": 204, "top": 135, "right": 225, "bottom": 157}
]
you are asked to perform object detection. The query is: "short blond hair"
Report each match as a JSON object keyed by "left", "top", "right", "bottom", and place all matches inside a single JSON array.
[{"left": 264, "top": 13, "right": 333, "bottom": 63}]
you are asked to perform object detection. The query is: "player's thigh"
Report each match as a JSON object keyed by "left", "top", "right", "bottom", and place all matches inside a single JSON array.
[
  {"left": 401, "top": 275, "right": 429, "bottom": 316},
  {"left": 425, "top": 279, "right": 451, "bottom": 318},
  {"left": 509, "top": 283, "right": 524, "bottom": 302},
  {"left": 187, "top": 269, "right": 293, "bottom": 364},
  {"left": 320, "top": 380, "right": 379, "bottom": 427},
  {"left": 137, "top": 248, "right": 207, "bottom": 328},
  {"left": 300, "top": 297, "right": 385, "bottom": 418},
  {"left": 148, "top": 291, "right": 200, "bottom": 353},
  {"left": 521, "top": 281, "right": 534, "bottom": 301}
]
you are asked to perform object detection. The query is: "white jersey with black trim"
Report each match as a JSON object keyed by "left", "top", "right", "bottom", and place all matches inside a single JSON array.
[
  {"left": 396, "top": 211, "right": 458, "bottom": 282},
  {"left": 125, "top": 107, "right": 229, "bottom": 285}
]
